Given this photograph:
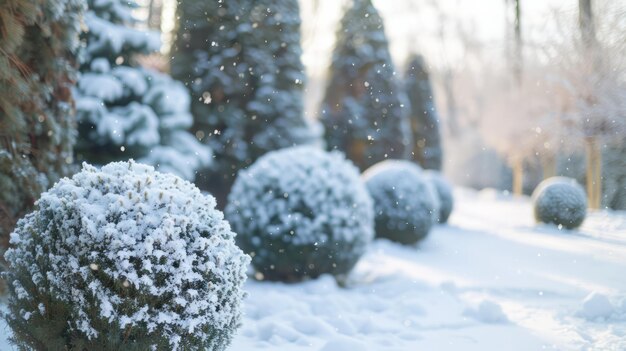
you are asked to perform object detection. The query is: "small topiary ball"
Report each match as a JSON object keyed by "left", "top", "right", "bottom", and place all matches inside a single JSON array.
[
  {"left": 363, "top": 160, "right": 440, "bottom": 245},
  {"left": 4, "top": 160, "right": 249, "bottom": 351},
  {"left": 532, "top": 176, "right": 587, "bottom": 229},
  {"left": 423, "top": 170, "right": 454, "bottom": 224},
  {"left": 225, "top": 146, "right": 374, "bottom": 282}
]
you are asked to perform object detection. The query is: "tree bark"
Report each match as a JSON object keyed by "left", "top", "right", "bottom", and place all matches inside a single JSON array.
[
  {"left": 579, "top": 0, "right": 595, "bottom": 46},
  {"left": 504, "top": 0, "right": 523, "bottom": 83},
  {"left": 513, "top": 0, "right": 522, "bottom": 83},
  {"left": 579, "top": 0, "right": 603, "bottom": 210},
  {"left": 541, "top": 154, "right": 556, "bottom": 179},
  {"left": 585, "top": 137, "right": 602, "bottom": 209}
]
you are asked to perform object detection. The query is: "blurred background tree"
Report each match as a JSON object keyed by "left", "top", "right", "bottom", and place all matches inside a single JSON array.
[
  {"left": 2, "top": 0, "right": 624, "bottom": 221},
  {"left": 171, "top": 0, "right": 320, "bottom": 208},
  {"left": 403, "top": 54, "right": 443, "bottom": 170},
  {"left": 319, "top": 0, "right": 411, "bottom": 171}
]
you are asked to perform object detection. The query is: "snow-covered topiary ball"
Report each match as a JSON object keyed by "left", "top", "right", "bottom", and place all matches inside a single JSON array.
[
  {"left": 4, "top": 161, "right": 249, "bottom": 350},
  {"left": 225, "top": 146, "right": 374, "bottom": 282},
  {"left": 532, "top": 176, "right": 587, "bottom": 229},
  {"left": 363, "top": 160, "right": 440, "bottom": 244},
  {"left": 424, "top": 170, "right": 454, "bottom": 223}
]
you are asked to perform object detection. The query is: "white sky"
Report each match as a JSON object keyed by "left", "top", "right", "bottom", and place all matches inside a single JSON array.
[
  {"left": 298, "top": 0, "right": 576, "bottom": 118},
  {"left": 301, "top": 0, "right": 576, "bottom": 76}
]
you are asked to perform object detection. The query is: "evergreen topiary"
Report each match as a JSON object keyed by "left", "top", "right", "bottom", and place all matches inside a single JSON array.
[
  {"left": 4, "top": 161, "right": 249, "bottom": 350},
  {"left": 320, "top": 0, "right": 411, "bottom": 171},
  {"left": 363, "top": 160, "right": 439, "bottom": 244},
  {"left": 532, "top": 177, "right": 587, "bottom": 229},
  {"left": 225, "top": 146, "right": 374, "bottom": 282},
  {"left": 0, "top": 0, "right": 84, "bottom": 248},
  {"left": 404, "top": 55, "right": 443, "bottom": 170},
  {"left": 74, "top": 0, "right": 211, "bottom": 181},
  {"left": 171, "top": 0, "right": 319, "bottom": 206},
  {"left": 423, "top": 170, "right": 454, "bottom": 223}
]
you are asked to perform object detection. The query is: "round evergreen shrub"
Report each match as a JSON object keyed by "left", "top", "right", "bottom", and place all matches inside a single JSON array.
[
  {"left": 225, "top": 146, "right": 374, "bottom": 282},
  {"left": 4, "top": 161, "right": 249, "bottom": 350},
  {"left": 363, "top": 160, "right": 440, "bottom": 245},
  {"left": 424, "top": 170, "right": 454, "bottom": 223},
  {"left": 532, "top": 177, "right": 587, "bottom": 229}
]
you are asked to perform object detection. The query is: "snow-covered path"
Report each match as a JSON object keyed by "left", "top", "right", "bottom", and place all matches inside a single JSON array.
[
  {"left": 231, "top": 189, "right": 626, "bottom": 351},
  {"left": 2, "top": 188, "right": 625, "bottom": 350}
]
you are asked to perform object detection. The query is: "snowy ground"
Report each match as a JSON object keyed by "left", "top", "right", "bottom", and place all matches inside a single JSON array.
[{"left": 2, "top": 188, "right": 626, "bottom": 350}]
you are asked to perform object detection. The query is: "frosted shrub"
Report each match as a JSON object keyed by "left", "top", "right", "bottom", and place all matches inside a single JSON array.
[
  {"left": 424, "top": 170, "right": 454, "bottom": 223},
  {"left": 225, "top": 146, "right": 374, "bottom": 282},
  {"left": 4, "top": 161, "right": 249, "bottom": 350},
  {"left": 363, "top": 160, "right": 440, "bottom": 244},
  {"left": 532, "top": 177, "right": 587, "bottom": 229}
]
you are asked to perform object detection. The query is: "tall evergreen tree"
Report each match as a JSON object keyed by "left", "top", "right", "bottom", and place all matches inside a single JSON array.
[
  {"left": 0, "top": 0, "right": 84, "bottom": 246},
  {"left": 404, "top": 54, "right": 443, "bottom": 170},
  {"left": 171, "top": 0, "right": 319, "bottom": 207},
  {"left": 74, "top": 0, "right": 211, "bottom": 181},
  {"left": 320, "top": 0, "right": 410, "bottom": 171}
]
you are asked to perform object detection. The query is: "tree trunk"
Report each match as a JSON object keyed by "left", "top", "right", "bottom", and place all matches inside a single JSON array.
[
  {"left": 541, "top": 154, "right": 556, "bottom": 179},
  {"left": 594, "top": 142, "right": 602, "bottom": 208},
  {"left": 513, "top": 0, "right": 522, "bottom": 83},
  {"left": 579, "top": 0, "right": 595, "bottom": 46},
  {"left": 585, "top": 137, "right": 602, "bottom": 209},
  {"left": 504, "top": 0, "right": 523, "bottom": 83},
  {"left": 579, "top": 0, "right": 602, "bottom": 210},
  {"left": 512, "top": 158, "right": 523, "bottom": 195}
]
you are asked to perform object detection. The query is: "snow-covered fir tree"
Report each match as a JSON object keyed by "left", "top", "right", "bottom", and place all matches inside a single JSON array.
[
  {"left": 171, "top": 0, "right": 319, "bottom": 207},
  {"left": 320, "top": 0, "right": 411, "bottom": 171},
  {"left": 74, "top": 0, "right": 211, "bottom": 181},
  {"left": 404, "top": 54, "right": 443, "bottom": 170},
  {"left": 0, "top": 0, "right": 84, "bottom": 246}
]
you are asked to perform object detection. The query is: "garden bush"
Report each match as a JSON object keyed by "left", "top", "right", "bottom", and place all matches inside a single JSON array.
[
  {"left": 225, "top": 146, "right": 374, "bottom": 282},
  {"left": 4, "top": 161, "right": 249, "bottom": 350},
  {"left": 363, "top": 160, "right": 440, "bottom": 244},
  {"left": 424, "top": 170, "right": 454, "bottom": 223},
  {"left": 532, "top": 176, "right": 587, "bottom": 229}
]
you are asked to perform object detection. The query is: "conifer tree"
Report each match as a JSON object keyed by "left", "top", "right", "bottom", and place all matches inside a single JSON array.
[
  {"left": 171, "top": 0, "right": 319, "bottom": 206},
  {"left": 320, "top": 0, "right": 410, "bottom": 171},
  {"left": 74, "top": 0, "right": 211, "bottom": 181},
  {"left": 404, "top": 54, "right": 443, "bottom": 170},
  {"left": 0, "top": 0, "right": 84, "bottom": 246}
]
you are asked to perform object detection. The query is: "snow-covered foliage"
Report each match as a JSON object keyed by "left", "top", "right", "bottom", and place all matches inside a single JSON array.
[
  {"left": 225, "top": 146, "right": 374, "bottom": 282},
  {"left": 532, "top": 177, "right": 587, "bottom": 229},
  {"left": 171, "top": 0, "right": 320, "bottom": 205},
  {"left": 424, "top": 170, "right": 454, "bottom": 224},
  {"left": 3, "top": 188, "right": 626, "bottom": 350},
  {"left": 3, "top": 161, "right": 249, "bottom": 350},
  {"left": 320, "top": 0, "right": 411, "bottom": 171},
  {"left": 404, "top": 55, "right": 443, "bottom": 170},
  {"left": 363, "top": 160, "right": 439, "bottom": 244},
  {"left": 0, "top": 0, "right": 83, "bottom": 244},
  {"left": 74, "top": 0, "right": 211, "bottom": 181}
]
